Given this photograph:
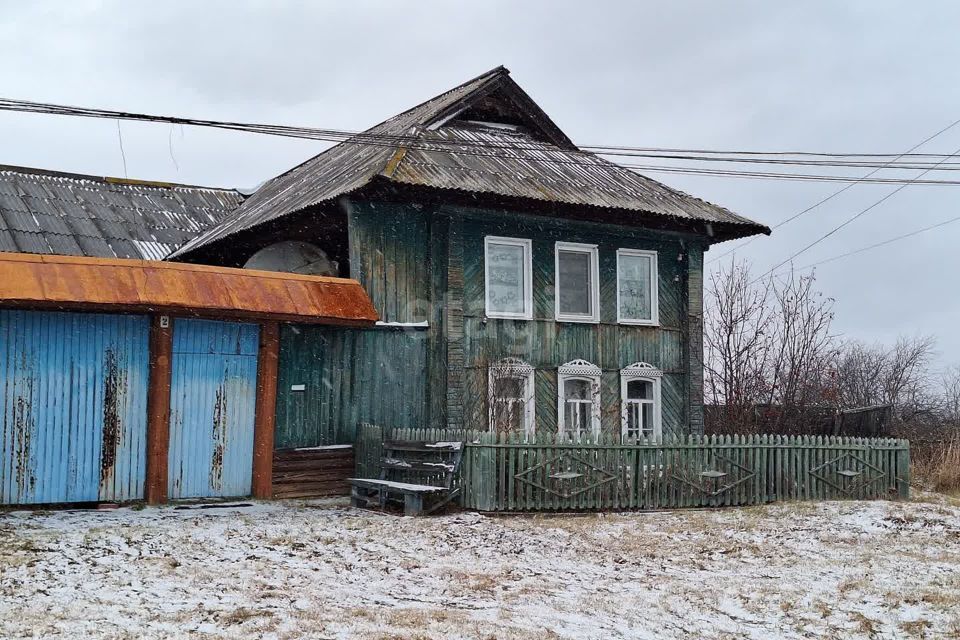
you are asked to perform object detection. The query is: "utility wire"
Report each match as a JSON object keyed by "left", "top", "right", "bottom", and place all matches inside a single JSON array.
[
  {"left": 751, "top": 142, "right": 960, "bottom": 284},
  {"left": 630, "top": 164, "right": 960, "bottom": 185},
  {"left": 5, "top": 96, "right": 960, "bottom": 188},
  {"left": 794, "top": 213, "right": 960, "bottom": 271},
  {"left": 5, "top": 96, "right": 960, "bottom": 175},
  {"left": 707, "top": 116, "right": 960, "bottom": 265},
  {"left": 10, "top": 94, "right": 960, "bottom": 277},
  {"left": 115, "top": 120, "right": 127, "bottom": 178}
]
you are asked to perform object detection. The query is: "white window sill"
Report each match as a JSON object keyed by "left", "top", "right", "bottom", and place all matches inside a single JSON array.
[
  {"left": 485, "top": 313, "right": 533, "bottom": 321},
  {"left": 556, "top": 316, "right": 600, "bottom": 324},
  {"left": 618, "top": 319, "right": 660, "bottom": 327}
]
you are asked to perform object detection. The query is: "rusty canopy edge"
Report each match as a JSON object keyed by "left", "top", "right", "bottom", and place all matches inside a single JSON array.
[{"left": 0, "top": 252, "right": 379, "bottom": 325}]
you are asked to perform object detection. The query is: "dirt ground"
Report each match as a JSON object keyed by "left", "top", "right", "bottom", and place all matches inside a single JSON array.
[{"left": 1, "top": 495, "right": 959, "bottom": 639}]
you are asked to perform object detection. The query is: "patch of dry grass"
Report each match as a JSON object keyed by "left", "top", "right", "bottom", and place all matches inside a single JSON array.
[
  {"left": 899, "top": 618, "right": 933, "bottom": 637},
  {"left": 849, "top": 611, "right": 878, "bottom": 636},
  {"left": 442, "top": 569, "right": 502, "bottom": 594},
  {"left": 914, "top": 433, "right": 960, "bottom": 495}
]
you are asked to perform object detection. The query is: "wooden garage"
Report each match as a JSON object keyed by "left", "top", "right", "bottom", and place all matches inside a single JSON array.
[{"left": 0, "top": 252, "right": 377, "bottom": 505}]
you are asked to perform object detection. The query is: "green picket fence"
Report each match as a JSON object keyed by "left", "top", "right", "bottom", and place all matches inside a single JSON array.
[{"left": 355, "top": 424, "right": 910, "bottom": 512}]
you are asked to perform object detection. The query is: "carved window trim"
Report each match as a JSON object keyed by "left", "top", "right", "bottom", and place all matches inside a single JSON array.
[
  {"left": 558, "top": 360, "right": 602, "bottom": 440},
  {"left": 488, "top": 358, "right": 536, "bottom": 437},
  {"left": 620, "top": 362, "right": 663, "bottom": 443}
]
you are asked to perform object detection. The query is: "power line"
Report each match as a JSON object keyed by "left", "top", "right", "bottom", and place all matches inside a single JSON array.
[
  {"left": 752, "top": 142, "right": 960, "bottom": 284},
  {"left": 629, "top": 164, "right": 960, "bottom": 185},
  {"left": 794, "top": 213, "right": 960, "bottom": 271},
  {"left": 5, "top": 95, "right": 960, "bottom": 172},
  {"left": 5, "top": 97, "right": 960, "bottom": 190},
  {"left": 583, "top": 145, "right": 960, "bottom": 159},
  {"left": 707, "top": 116, "right": 960, "bottom": 265},
  {"left": 587, "top": 150, "right": 960, "bottom": 170}
]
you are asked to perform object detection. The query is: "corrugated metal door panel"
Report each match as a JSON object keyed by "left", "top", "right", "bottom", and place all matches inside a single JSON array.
[
  {"left": 0, "top": 310, "right": 149, "bottom": 505},
  {"left": 168, "top": 318, "right": 259, "bottom": 499}
]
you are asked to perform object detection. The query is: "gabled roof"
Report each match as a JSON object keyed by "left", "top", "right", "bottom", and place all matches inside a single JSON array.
[
  {"left": 0, "top": 164, "right": 242, "bottom": 259},
  {"left": 172, "top": 66, "right": 768, "bottom": 258}
]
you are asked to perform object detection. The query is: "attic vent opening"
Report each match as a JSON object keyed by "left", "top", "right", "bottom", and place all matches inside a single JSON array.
[{"left": 457, "top": 120, "right": 523, "bottom": 133}]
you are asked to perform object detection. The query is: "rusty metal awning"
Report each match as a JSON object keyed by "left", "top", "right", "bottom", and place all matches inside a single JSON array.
[{"left": 0, "top": 252, "right": 379, "bottom": 325}]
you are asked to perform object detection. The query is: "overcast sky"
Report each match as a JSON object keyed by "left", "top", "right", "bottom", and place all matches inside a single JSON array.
[{"left": 2, "top": 1, "right": 959, "bottom": 366}]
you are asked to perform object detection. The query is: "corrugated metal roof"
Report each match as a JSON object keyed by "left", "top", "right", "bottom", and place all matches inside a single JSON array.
[
  {"left": 0, "top": 251, "right": 379, "bottom": 325},
  {"left": 389, "top": 126, "right": 759, "bottom": 226},
  {"left": 172, "top": 66, "right": 767, "bottom": 258},
  {"left": 0, "top": 165, "right": 243, "bottom": 259}
]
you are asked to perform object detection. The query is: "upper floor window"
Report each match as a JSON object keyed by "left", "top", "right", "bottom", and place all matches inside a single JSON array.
[
  {"left": 555, "top": 242, "right": 599, "bottom": 323},
  {"left": 488, "top": 358, "right": 535, "bottom": 436},
  {"left": 558, "top": 359, "right": 601, "bottom": 440},
  {"left": 485, "top": 236, "right": 533, "bottom": 319},
  {"left": 620, "top": 362, "right": 663, "bottom": 443},
  {"left": 617, "top": 249, "right": 658, "bottom": 325}
]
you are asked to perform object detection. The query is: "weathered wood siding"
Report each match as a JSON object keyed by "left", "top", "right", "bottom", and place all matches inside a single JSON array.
[
  {"left": 275, "top": 326, "right": 427, "bottom": 447},
  {"left": 347, "top": 200, "right": 430, "bottom": 324},
  {"left": 454, "top": 207, "right": 701, "bottom": 437},
  {"left": 335, "top": 199, "right": 706, "bottom": 438}
]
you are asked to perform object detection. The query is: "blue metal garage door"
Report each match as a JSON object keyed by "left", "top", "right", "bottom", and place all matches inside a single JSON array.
[
  {"left": 168, "top": 318, "right": 259, "bottom": 499},
  {"left": 0, "top": 310, "right": 150, "bottom": 505}
]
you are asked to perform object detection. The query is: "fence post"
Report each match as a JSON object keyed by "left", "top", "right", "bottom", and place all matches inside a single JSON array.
[{"left": 898, "top": 440, "right": 911, "bottom": 499}]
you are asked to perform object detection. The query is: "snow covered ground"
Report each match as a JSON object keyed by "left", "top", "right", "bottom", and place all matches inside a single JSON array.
[{"left": 1, "top": 496, "right": 959, "bottom": 639}]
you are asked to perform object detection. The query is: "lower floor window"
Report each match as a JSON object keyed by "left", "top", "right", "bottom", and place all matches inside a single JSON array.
[
  {"left": 558, "top": 360, "right": 601, "bottom": 440},
  {"left": 489, "top": 358, "right": 535, "bottom": 436},
  {"left": 620, "top": 362, "right": 662, "bottom": 443}
]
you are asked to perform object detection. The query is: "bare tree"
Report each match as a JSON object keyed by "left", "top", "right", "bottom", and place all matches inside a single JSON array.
[
  {"left": 704, "top": 260, "right": 773, "bottom": 431},
  {"left": 703, "top": 260, "right": 949, "bottom": 437},
  {"left": 941, "top": 365, "right": 960, "bottom": 426},
  {"left": 763, "top": 268, "right": 836, "bottom": 429},
  {"left": 704, "top": 261, "right": 834, "bottom": 433},
  {"left": 834, "top": 335, "right": 936, "bottom": 410}
]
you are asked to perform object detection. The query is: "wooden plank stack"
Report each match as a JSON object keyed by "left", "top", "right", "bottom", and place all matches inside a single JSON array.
[{"left": 272, "top": 446, "right": 354, "bottom": 499}]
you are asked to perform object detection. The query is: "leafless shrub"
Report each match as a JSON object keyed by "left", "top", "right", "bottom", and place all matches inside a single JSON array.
[{"left": 705, "top": 260, "right": 835, "bottom": 434}]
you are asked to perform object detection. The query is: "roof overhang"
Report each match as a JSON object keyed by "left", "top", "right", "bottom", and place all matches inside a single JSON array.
[
  {"left": 0, "top": 252, "right": 379, "bottom": 325},
  {"left": 363, "top": 181, "right": 771, "bottom": 244}
]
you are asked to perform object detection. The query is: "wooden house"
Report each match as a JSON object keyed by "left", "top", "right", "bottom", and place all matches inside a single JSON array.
[
  {"left": 170, "top": 66, "right": 769, "bottom": 450},
  {"left": 0, "top": 66, "right": 768, "bottom": 506}
]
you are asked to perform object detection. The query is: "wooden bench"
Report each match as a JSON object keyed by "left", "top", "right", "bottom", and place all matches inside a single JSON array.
[{"left": 349, "top": 440, "right": 463, "bottom": 516}]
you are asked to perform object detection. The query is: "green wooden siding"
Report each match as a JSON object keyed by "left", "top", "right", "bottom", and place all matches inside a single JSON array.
[
  {"left": 347, "top": 201, "right": 430, "bottom": 324},
  {"left": 455, "top": 208, "right": 700, "bottom": 435},
  {"left": 275, "top": 326, "right": 427, "bottom": 448},
  {"left": 338, "top": 198, "right": 706, "bottom": 438}
]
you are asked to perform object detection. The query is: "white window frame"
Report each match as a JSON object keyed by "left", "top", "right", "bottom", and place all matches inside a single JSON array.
[
  {"left": 557, "top": 359, "right": 602, "bottom": 440},
  {"left": 555, "top": 242, "right": 600, "bottom": 324},
  {"left": 484, "top": 236, "right": 533, "bottom": 320},
  {"left": 616, "top": 249, "right": 659, "bottom": 326},
  {"left": 620, "top": 362, "right": 663, "bottom": 442},
  {"left": 488, "top": 358, "right": 536, "bottom": 437}
]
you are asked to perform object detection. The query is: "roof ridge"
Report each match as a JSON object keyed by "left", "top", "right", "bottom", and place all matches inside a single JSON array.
[
  {"left": 365, "top": 65, "right": 509, "bottom": 133},
  {"left": 0, "top": 163, "right": 242, "bottom": 194}
]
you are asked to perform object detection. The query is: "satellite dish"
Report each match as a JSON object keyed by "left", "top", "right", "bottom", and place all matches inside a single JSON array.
[{"left": 243, "top": 241, "right": 339, "bottom": 276}]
